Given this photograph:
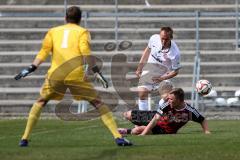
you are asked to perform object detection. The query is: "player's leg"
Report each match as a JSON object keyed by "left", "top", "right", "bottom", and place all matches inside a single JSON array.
[
  {"left": 119, "top": 113, "right": 162, "bottom": 136},
  {"left": 131, "top": 126, "right": 148, "bottom": 135},
  {"left": 118, "top": 110, "right": 157, "bottom": 136},
  {"left": 71, "top": 82, "right": 132, "bottom": 146},
  {"left": 71, "top": 82, "right": 123, "bottom": 139},
  {"left": 119, "top": 124, "right": 165, "bottom": 136},
  {"left": 127, "top": 110, "right": 157, "bottom": 126},
  {"left": 19, "top": 98, "right": 48, "bottom": 147},
  {"left": 138, "top": 86, "right": 150, "bottom": 110},
  {"left": 90, "top": 99, "right": 132, "bottom": 146},
  {"left": 118, "top": 110, "right": 133, "bottom": 135},
  {"left": 118, "top": 126, "right": 146, "bottom": 135},
  {"left": 20, "top": 79, "right": 65, "bottom": 147},
  {"left": 118, "top": 126, "right": 149, "bottom": 135},
  {"left": 117, "top": 128, "right": 132, "bottom": 135}
]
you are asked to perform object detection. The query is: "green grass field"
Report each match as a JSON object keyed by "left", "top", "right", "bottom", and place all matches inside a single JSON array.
[{"left": 0, "top": 119, "right": 240, "bottom": 160}]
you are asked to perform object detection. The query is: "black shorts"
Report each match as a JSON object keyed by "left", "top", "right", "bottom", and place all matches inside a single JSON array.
[
  {"left": 131, "top": 110, "right": 166, "bottom": 134},
  {"left": 151, "top": 125, "right": 166, "bottom": 134},
  {"left": 131, "top": 110, "right": 157, "bottom": 126}
]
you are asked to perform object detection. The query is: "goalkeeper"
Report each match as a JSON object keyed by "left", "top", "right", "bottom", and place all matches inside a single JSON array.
[{"left": 15, "top": 6, "right": 132, "bottom": 147}]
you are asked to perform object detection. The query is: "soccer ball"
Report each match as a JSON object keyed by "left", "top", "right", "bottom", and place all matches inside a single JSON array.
[{"left": 196, "top": 79, "right": 212, "bottom": 96}]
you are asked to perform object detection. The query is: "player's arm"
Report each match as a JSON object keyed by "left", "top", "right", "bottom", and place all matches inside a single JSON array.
[
  {"left": 91, "top": 64, "right": 108, "bottom": 88},
  {"left": 140, "top": 113, "right": 161, "bottom": 135},
  {"left": 14, "top": 59, "right": 45, "bottom": 80},
  {"left": 85, "top": 55, "right": 108, "bottom": 88},
  {"left": 80, "top": 30, "right": 108, "bottom": 88},
  {"left": 152, "top": 52, "right": 181, "bottom": 83},
  {"left": 136, "top": 47, "right": 150, "bottom": 78},
  {"left": 190, "top": 106, "right": 211, "bottom": 134},
  {"left": 152, "top": 69, "right": 179, "bottom": 83},
  {"left": 14, "top": 30, "right": 52, "bottom": 80},
  {"left": 200, "top": 119, "right": 211, "bottom": 134}
]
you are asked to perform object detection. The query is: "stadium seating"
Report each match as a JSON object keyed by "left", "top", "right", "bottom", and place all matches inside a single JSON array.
[{"left": 0, "top": 0, "right": 239, "bottom": 116}]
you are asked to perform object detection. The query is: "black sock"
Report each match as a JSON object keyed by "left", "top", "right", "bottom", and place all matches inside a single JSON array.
[{"left": 127, "top": 129, "right": 132, "bottom": 134}]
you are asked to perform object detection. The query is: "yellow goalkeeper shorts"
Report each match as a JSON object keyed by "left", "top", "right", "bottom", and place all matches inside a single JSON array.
[{"left": 40, "top": 79, "right": 98, "bottom": 101}]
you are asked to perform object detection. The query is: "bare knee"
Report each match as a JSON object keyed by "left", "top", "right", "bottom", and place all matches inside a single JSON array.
[
  {"left": 89, "top": 97, "right": 103, "bottom": 109},
  {"left": 131, "top": 126, "right": 145, "bottom": 135},
  {"left": 138, "top": 87, "right": 149, "bottom": 100},
  {"left": 36, "top": 98, "right": 48, "bottom": 107}
]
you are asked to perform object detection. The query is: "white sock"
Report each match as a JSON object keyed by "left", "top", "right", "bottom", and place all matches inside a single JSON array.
[
  {"left": 158, "top": 98, "right": 165, "bottom": 107},
  {"left": 138, "top": 99, "right": 148, "bottom": 111}
]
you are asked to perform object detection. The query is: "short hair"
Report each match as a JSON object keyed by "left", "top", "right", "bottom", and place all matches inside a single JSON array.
[
  {"left": 160, "top": 27, "right": 173, "bottom": 39},
  {"left": 66, "top": 6, "right": 82, "bottom": 24},
  {"left": 169, "top": 88, "right": 184, "bottom": 102},
  {"left": 159, "top": 81, "right": 174, "bottom": 99}
]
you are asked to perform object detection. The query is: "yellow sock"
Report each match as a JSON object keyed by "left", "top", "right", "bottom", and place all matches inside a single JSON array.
[
  {"left": 21, "top": 103, "right": 42, "bottom": 140},
  {"left": 99, "top": 105, "right": 122, "bottom": 139}
]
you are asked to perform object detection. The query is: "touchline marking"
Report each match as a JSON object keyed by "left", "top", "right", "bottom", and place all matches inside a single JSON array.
[
  {"left": 0, "top": 124, "right": 105, "bottom": 140},
  {"left": 0, "top": 120, "right": 129, "bottom": 140}
]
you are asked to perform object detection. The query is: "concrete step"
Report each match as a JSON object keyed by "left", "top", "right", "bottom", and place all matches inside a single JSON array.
[
  {"left": 0, "top": 50, "right": 240, "bottom": 63},
  {"left": 0, "top": 100, "right": 57, "bottom": 113},
  {"left": 0, "top": 4, "right": 238, "bottom": 13},
  {"left": 172, "top": 74, "right": 240, "bottom": 87},
  {"left": 0, "top": 73, "right": 240, "bottom": 88},
  {"left": 0, "top": 86, "right": 237, "bottom": 102},
  {"left": 0, "top": 17, "right": 238, "bottom": 29},
  {"left": 124, "top": 51, "right": 240, "bottom": 63},
  {"left": 0, "top": 99, "right": 122, "bottom": 115},
  {"left": 0, "top": 87, "right": 121, "bottom": 101},
  {"left": 0, "top": 28, "right": 237, "bottom": 40},
  {"left": 0, "top": 0, "right": 236, "bottom": 5},
  {"left": 0, "top": 98, "right": 120, "bottom": 114},
  {"left": 0, "top": 60, "right": 239, "bottom": 76},
  {"left": 0, "top": 86, "right": 123, "bottom": 100},
  {"left": 0, "top": 39, "right": 236, "bottom": 51}
]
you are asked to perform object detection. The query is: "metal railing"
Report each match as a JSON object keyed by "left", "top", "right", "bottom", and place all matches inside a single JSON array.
[
  {"left": 236, "top": 0, "right": 239, "bottom": 50},
  {"left": 81, "top": 11, "right": 239, "bottom": 108}
]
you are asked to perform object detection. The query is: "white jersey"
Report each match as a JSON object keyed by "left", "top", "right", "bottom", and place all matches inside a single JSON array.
[
  {"left": 138, "top": 34, "right": 181, "bottom": 91},
  {"left": 147, "top": 34, "right": 181, "bottom": 72}
]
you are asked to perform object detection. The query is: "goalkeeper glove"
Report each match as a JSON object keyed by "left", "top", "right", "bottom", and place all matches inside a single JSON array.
[
  {"left": 92, "top": 65, "right": 108, "bottom": 88},
  {"left": 14, "top": 64, "right": 37, "bottom": 80}
]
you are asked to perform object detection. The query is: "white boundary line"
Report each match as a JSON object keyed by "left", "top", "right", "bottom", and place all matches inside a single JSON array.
[{"left": 0, "top": 120, "right": 130, "bottom": 140}]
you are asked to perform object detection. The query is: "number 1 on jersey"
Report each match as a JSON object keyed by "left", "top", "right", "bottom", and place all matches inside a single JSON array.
[{"left": 61, "top": 30, "right": 70, "bottom": 48}]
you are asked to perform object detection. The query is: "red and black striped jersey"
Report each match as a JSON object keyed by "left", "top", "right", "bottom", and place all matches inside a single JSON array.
[{"left": 157, "top": 102, "right": 205, "bottom": 134}]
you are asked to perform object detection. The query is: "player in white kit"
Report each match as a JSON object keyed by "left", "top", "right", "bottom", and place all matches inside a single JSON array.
[{"left": 135, "top": 27, "right": 181, "bottom": 111}]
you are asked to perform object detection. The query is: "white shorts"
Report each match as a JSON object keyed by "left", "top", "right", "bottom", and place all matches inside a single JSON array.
[{"left": 138, "top": 80, "right": 173, "bottom": 92}]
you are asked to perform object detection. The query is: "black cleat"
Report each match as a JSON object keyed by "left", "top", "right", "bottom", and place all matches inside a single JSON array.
[
  {"left": 19, "top": 139, "right": 28, "bottom": 147},
  {"left": 115, "top": 138, "right": 133, "bottom": 146}
]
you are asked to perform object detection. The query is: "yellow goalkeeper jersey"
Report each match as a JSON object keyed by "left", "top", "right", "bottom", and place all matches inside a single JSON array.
[{"left": 36, "top": 23, "right": 91, "bottom": 81}]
